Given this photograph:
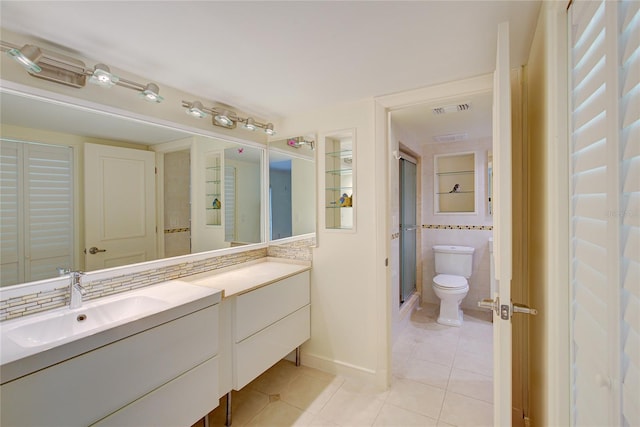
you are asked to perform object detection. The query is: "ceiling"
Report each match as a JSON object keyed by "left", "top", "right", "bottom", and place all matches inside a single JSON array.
[{"left": 0, "top": 1, "right": 541, "bottom": 143}]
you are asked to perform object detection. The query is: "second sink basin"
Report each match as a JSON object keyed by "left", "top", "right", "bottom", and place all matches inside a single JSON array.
[{"left": 7, "top": 295, "right": 169, "bottom": 348}]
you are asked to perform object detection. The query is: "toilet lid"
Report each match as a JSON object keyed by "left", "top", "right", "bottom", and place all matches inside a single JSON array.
[{"left": 433, "top": 274, "right": 468, "bottom": 289}]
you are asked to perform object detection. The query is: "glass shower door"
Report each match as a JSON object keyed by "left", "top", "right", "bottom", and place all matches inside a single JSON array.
[{"left": 400, "top": 158, "right": 417, "bottom": 305}]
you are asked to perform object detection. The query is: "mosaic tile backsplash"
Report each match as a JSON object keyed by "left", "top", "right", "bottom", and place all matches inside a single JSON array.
[
  {"left": 0, "top": 248, "right": 265, "bottom": 322},
  {"left": 267, "top": 236, "right": 315, "bottom": 261},
  {"left": 1, "top": 235, "right": 318, "bottom": 322}
]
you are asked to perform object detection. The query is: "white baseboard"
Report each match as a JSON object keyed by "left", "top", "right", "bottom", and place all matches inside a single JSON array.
[{"left": 300, "top": 351, "right": 380, "bottom": 385}]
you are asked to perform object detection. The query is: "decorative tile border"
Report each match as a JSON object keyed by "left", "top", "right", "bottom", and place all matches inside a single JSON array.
[
  {"left": 423, "top": 224, "right": 493, "bottom": 231},
  {"left": 0, "top": 248, "right": 267, "bottom": 322},
  {"left": 391, "top": 225, "right": 492, "bottom": 239},
  {"left": 164, "top": 227, "right": 190, "bottom": 234}
]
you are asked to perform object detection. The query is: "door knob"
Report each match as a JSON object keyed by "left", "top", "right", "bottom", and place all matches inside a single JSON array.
[
  {"left": 478, "top": 298, "right": 537, "bottom": 320},
  {"left": 513, "top": 302, "right": 538, "bottom": 316},
  {"left": 87, "top": 246, "right": 107, "bottom": 255},
  {"left": 478, "top": 298, "right": 499, "bottom": 314}
]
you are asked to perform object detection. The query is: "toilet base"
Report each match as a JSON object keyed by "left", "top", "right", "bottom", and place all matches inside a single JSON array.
[{"left": 437, "top": 308, "right": 464, "bottom": 327}]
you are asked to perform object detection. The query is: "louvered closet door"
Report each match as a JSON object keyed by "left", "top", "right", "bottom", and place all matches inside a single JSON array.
[
  {"left": 0, "top": 140, "right": 73, "bottom": 286},
  {"left": 570, "top": 1, "right": 639, "bottom": 426}
]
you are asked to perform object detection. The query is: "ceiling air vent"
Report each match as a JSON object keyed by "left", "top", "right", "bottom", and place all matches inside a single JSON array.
[
  {"left": 433, "top": 132, "right": 468, "bottom": 143},
  {"left": 432, "top": 102, "right": 472, "bottom": 115}
]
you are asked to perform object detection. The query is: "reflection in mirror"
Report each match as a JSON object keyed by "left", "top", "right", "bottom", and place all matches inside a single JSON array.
[
  {"left": 268, "top": 136, "right": 316, "bottom": 241},
  {"left": 0, "top": 89, "right": 264, "bottom": 287}
]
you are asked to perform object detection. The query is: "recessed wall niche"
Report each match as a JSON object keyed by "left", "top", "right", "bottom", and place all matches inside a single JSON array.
[{"left": 434, "top": 152, "right": 475, "bottom": 213}]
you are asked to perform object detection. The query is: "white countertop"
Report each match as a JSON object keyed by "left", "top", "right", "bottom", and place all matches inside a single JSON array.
[{"left": 182, "top": 257, "right": 311, "bottom": 298}]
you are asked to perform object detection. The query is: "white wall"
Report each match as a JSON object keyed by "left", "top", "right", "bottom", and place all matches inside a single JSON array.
[{"left": 276, "top": 98, "right": 388, "bottom": 386}]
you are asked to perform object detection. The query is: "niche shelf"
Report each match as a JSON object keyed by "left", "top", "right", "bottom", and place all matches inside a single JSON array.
[
  {"left": 324, "top": 131, "right": 355, "bottom": 230},
  {"left": 434, "top": 153, "right": 475, "bottom": 213},
  {"left": 205, "top": 152, "right": 222, "bottom": 226}
]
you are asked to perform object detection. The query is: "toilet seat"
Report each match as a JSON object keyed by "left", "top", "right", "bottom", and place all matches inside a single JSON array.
[{"left": 433, "top": 274, "right": 468, "bottom": 290}]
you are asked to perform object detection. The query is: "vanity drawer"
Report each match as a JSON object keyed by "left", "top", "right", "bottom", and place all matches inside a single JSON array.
[
  {"left": 93, "top": 356, "right": 219, "bottom": 427},
  {"left": 233, "top": 304, "right": 310, "bottom": 390},
  {"left": 0, "top": 304, "right": 219, "bottom": 427},
  {"left": 234, "top": 271, "right": 309, "bottom": 342}
]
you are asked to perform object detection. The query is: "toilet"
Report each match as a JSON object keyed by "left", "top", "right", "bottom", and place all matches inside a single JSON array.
[{"left": 432, "top": 245, "right": 475, "bottom": 326}]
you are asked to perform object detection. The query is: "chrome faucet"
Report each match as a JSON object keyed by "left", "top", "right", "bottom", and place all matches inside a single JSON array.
[{"left": 68, "top": 271, "right": 86, "bottom": 309}]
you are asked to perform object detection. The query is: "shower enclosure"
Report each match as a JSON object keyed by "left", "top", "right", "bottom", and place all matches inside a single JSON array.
[{"left": 399, "top": 157, "right": 417, "bottom": 305}]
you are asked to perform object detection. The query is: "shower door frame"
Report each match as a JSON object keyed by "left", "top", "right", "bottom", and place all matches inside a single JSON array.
[{"left": 399, "top": 155, "right": 418, "bottom": 306}]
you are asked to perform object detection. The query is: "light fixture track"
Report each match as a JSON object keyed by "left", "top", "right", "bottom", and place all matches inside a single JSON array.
[
  {"left": 1, "top": 40, "right": 164, "bottom": 102},
  {"left": 182, "top": 100, "right": 276, "bottom": 135},
  {"left": 2, "top": 39, "right": 276, "bottom": 134}
]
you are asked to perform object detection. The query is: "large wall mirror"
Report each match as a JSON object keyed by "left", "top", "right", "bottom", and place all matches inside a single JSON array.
[
  {"left": 0, "top": 89, "right": 264, "bottom": 287},
  {"left": 268, "top": 135, "right": 316, "bottom": 241}
]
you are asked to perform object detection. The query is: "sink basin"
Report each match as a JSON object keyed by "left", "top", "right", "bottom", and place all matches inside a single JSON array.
[
  {"left": 7, "top": 296, "right": 169, "bottom": 348},
  {"left": 1, "top": 280, "right": 222, "bottom": 380}
]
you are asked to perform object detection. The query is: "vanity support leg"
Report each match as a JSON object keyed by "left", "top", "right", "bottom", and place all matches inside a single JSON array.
[
  {"left": 225, "top": 392, "right": 232, "bottom": 426},
  {"left": 295, "top": 346, "right": 301, "bottom": 367}
]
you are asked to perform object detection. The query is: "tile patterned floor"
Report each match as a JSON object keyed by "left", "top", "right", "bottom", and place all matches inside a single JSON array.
[{"left": 194, "top": 303, "right": 493, "bottom": 427}]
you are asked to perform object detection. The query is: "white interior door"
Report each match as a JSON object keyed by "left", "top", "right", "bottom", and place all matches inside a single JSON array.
[
  {"left": 492, "top": 21, "right": 513, "bottom": 426},
  {"left": 84, "top": 143, "right": 156, "bottom": 271}
]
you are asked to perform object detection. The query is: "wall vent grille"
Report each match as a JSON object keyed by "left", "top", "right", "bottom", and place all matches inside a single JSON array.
[{"left": 432, "top": 103, "right": 472, "bottom": 115}]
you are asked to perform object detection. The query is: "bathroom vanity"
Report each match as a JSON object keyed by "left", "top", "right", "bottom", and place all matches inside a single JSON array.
[
  {"left": 0, "top": 282, "right": 222, "bottom": 427},
  {"left": 0, "top": 258, "right": 311, "bottom": 427}
]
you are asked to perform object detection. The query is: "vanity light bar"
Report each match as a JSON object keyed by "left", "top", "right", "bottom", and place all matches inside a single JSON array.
[
  {"left": 182, "top": 100, "right": 276, "bottom": 135},
  {"left": 1, "top": 39, "right": 278, "bottom": 132},
  {"left": 287, "top": 136, "right": 315, "bottom": 150},
  {"left": 1, "top": 40, "right": 164, "bottom": 102}
]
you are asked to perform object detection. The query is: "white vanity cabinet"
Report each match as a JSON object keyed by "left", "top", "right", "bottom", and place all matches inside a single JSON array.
[
  {"left": 183, "top": 259, "right": 312, "bottom": 397},
  {"left": 232, "top": 271, "right": 310, "bottom": 389},
  {"left": 1, "top": 303, "right": 221, "bottom": 427}
]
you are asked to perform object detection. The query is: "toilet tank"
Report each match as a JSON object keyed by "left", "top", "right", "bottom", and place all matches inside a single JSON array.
[{"left": 433, "top": 245, "right": 475, "bottom": 278}]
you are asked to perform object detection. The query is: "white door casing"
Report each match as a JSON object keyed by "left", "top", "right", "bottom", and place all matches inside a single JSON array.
[
  {"left": 84, "top": 143, "right": 156, "bottom": 271},
  {"left": 492, "top": 21, "right": 513, "bottom": 427}
]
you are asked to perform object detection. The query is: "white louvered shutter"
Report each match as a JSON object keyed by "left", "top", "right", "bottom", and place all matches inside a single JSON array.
[
  {"left": 619, "top": 1, "right": 640, "bottom": 425},
  {"left": 0, "top": 140, "right": 22, "bottom": 285},
  {"left": 0, "top": 140, "right": 73, "bottom": 286},
  {"left": 570, "top": 1, "right": 639, "bottom": 426}
]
